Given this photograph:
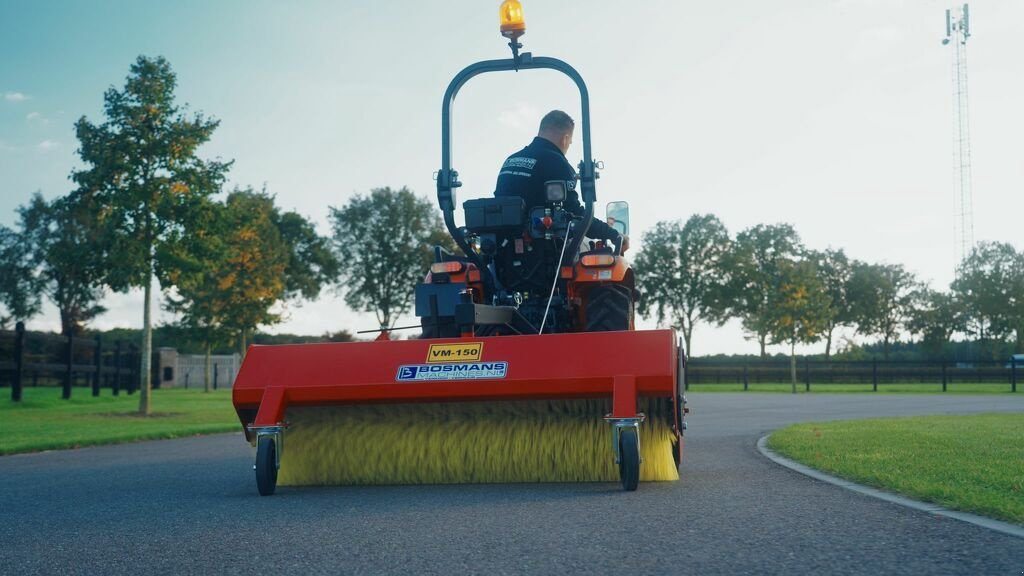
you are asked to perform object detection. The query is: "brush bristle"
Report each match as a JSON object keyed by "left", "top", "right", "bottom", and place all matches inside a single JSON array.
[{"left": 273, "top": 398, "right": 680, "bottom": 486}]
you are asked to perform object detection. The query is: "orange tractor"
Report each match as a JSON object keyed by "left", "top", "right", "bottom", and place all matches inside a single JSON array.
[{"left": 232, "top": 1, "right": 686, "bottom": 495}]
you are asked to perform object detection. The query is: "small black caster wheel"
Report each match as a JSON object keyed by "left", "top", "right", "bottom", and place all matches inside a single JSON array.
[
  {"left": 255, "top": 436, "right": 278, "bottom": 496},
  {"left": 618, "top": 427, "right": 640, "bottom": 492}
]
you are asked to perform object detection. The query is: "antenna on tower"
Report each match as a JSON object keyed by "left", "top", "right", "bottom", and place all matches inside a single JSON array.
[{"left": 942, "top": 4, "right": 974, "bottom": 276}]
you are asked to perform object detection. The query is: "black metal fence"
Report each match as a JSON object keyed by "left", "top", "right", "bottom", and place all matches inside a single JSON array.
[
  {"left": 686, "top": 357, "right": 1020, "bottom": 392},
  {"left": 0, "top": 322, "right": 141, "bottom": 401}
]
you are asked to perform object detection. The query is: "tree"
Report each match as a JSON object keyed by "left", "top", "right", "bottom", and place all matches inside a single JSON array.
[
  {"left": 73, "top": 55, "right": 230, "bottom": 414},
  {"left": 807, "top": 248, "right": 854, "bottom": 359},
  {"left": 847, "top": 262, "right": 920, "bottom": 359},
  {"left": 0, "top": 225, "right": 41, "bottom": 328},
  {"left": 329, "top": 187, "right": 454, "bottom": 329},
  {"left": 215, "top": 190, "right": 290, "bottom": 355},
  {"left": 160, "top": 198, "right": 232, "bottom": 391},
  {"left": 634, "top": 214, "right": 731, "bottom": 357},
  {"left": 272, "top": 209, "right": 340, "bottom": 301},
  {"left": 722, "top": 223, "right": 803, "bottom": 357},
  {"left": 18, "top": 192, "right": 107, "bottom": 336},
  {"left": 907, "top": 288, "right": 963, "bottom": 360},
  {"left": 767, "top": 258, "right": 832, "bottom": 392},
  {"left": 952, "top": 242, "right": 1024, "bottom": 357}
]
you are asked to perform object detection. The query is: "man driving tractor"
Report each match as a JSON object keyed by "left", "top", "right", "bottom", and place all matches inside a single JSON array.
[{"left": 495, "top": 110, "right": 629, "bottom": 254}]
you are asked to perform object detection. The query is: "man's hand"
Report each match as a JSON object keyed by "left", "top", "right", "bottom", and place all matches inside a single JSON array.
[{"left": 619, "top": 235, "right": 630, "bottom": 255}]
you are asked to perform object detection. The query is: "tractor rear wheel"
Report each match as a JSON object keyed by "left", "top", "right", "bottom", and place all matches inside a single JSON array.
[{"left": 585, "top": 285, "right": 632, "bottom": 332}]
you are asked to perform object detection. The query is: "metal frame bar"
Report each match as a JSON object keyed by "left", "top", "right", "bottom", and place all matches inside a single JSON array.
[{"left": 437, "top": 53, "right": 597, "bottom": 273}]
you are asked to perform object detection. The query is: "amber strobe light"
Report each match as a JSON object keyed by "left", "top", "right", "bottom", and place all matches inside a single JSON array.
[{"left": 499, "top": 0, "right": 526, "bottom": 40}]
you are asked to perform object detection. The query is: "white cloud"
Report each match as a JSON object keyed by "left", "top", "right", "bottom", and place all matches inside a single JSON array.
[
  {"left": 498, "top": 102, "right": 541, "bottom": 134},
  {"left": 36, "top": 140, "right": 59, "bottom": 151},
  {"left": 26, "top": 111, "right": 41, "bottom": 120},
  {"left": 4, "top": 91, "right": 30, "bottom": 102}
]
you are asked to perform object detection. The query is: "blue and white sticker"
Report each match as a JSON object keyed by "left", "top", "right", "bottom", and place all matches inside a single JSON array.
[{"left": 396, "top": 362, "right": 508, "bottom": 382}]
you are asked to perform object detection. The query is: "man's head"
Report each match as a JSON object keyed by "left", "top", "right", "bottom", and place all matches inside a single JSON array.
[{"left": 538, "top": 110, "right": 574, "bottom": 155}]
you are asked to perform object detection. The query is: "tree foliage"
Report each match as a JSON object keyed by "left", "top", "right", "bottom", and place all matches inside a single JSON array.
[
  {"left": 329, "top": 187, "right": 453, "bottom": 329},
  {"left": 73, "top": 55, "right": 230, "bottom": 414},
  {"left": 0, "top": 225, "right": 41, "bottom": 328},
  {"left": 807, "top": 248, "right": 854, "bottom": 359},
  {"left": 18, "top": 192, "right": 108, "bottom": 335},
  {"left": 847, "top": 262, "right": 920, "bottom": 359},
  {"left": 722, "top": 223, "right": 803, "bottom": 358},
  {"left": 634, "top": 214, "right": 730, "bottom": 357},
  {"left": 767, "top": 258, "right": 833, "bottom": 389},
  {"left": 952, "top": 241, "right": 1024, "bottom": 356},
  {"left": 907, "top": 288, "right": 963, "bottom": 360}
]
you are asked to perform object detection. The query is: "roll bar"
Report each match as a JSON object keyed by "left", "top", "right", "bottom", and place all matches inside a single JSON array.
[{"left": 436, "top": 52, "right": 597, "bottom": 272}]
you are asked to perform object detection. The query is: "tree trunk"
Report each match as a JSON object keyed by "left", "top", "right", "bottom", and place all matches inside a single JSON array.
[
  {"left": 238, "top": 328, "right": 247, "bottom": 359},
  {"left": 790, "top": 340, "right": 797, "bottom": 394},
  {"left": 824, "top": 327, "right": 833, "bottom": 360},
  {"left": 683, "top": 325, "right": 693, "bottom": 359},
  {"left": 138, "top": 267, "right": 153, "bottom": 415},
  {"left": 883, "top": 335, "right": 890, "bottom": 360},
  {"left": 204, "top": 341, "right": 212, "bottom": 393},
  {"left": 759, "top": 334, "right": 767, "bottom": 359}
]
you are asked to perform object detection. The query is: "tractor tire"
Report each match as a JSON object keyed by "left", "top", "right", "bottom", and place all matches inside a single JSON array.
[{"left": 585, "top": 285, "right": 632, "bottom": 332}]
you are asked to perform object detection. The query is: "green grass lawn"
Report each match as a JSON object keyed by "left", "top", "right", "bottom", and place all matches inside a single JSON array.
[
  {"left": 0, "top": 388, "right": 240, "bottom": 455},
  {"left": 689, "top": 382, "right": 1017, "bottom": 393},
  {"left": 768, "top": 413, "right": 1024, "bottom": 525}
]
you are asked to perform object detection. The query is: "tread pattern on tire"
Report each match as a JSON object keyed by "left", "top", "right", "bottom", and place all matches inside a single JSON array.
[{"left": 585, "top": 284, "right": 633, "bottom": 332}]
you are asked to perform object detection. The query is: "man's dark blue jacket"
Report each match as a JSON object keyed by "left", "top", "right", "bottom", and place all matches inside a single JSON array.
[{"left": 494, "top": 137, "right": 620, "bottom": 243}]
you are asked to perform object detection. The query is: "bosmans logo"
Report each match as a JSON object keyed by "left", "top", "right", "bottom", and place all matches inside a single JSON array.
[{"left": 396, "top": 362, "right": 508, "bottom": 382}]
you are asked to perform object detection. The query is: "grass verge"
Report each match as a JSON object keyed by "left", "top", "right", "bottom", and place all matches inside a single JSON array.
[
  {"left": 0, "top": 388, "right": 239, "bottom": 455},
  {"left": 768, "top": 413, "right": 1024, "bottom": 525},
  {"left": 689, "top": 382, "right": 1016, "bottom": 393}
]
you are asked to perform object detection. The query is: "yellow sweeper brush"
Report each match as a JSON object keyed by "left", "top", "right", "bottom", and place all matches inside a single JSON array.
[{"left": 231, "top": 1, "right": 687, "bottom": 496}]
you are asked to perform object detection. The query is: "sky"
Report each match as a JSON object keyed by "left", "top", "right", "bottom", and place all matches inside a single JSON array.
[{"left": 1, "top": 0, "right": 1022, "bottom": 356}]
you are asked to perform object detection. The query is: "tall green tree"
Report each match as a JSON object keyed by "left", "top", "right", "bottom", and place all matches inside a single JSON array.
[
  {"left": 722, "top": 223, "right": 803, "bottom": 357},
  {"left": 0, "top": 225, "right": 41, "bottom": 328},
  {"left": 216, "top": 190, "right": 290, "bottom": 355},
  {"left": 767, "top": 258, "right": 832, "bottom": 392},
  {"left": 73, "top": 55, "right": 230, "bottom": 414},
  {"left": 160, "top": 198, "right": 232, "bottom": 391},
  {"left": 847, "top": 262, "right": 920, "bottom": 359},
  {"left": 807, "top": 248, "right": 855, "bottom": 359},
  {"left": 329, "top": 187, "right": 453, "bottom": 329},
  {"left": 907, "top": 288, "right": 963, "bottom": 360},
  {"left": 18, "top": 192, "right": 107, "bottom": 336},
  {"left": 952, "top": 241, "right": 1024, "bottom": 356},
  {"left": 272, "top": 209, "right": 340, "bottom": 301},
  {"left": 634, "top": 214, "right": 731, "bottom": 357}
]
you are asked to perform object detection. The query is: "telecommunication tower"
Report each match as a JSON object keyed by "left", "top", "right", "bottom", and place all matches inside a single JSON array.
[{"left": 942, "top": 4, "right": 974, "bottom": 271}]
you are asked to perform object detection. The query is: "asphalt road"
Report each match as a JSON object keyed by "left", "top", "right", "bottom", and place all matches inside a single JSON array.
[{"left": 2, "top": 394, "right": 1023, "bottom": 575}]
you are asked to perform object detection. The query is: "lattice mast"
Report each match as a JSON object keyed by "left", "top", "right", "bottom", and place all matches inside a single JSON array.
[{"left": 943, "top": 4, "right": 974, "bottom": 272}]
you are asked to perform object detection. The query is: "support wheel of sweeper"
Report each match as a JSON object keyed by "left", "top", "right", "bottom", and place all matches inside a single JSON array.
[
  {"left": 585, "top": 285, "right": 632, "bottom": 332},
  {"left": 255, "top": 436, "right": 278, "bottom": 496},
  {"left": 618, "top": 427, "right": 640, "bottom": 492}
]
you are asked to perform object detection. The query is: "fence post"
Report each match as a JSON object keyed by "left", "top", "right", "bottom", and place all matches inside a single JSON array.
[
  {"left": 804, "top": 359, "right": 811, "bottom": 392},
  {"left": 113, "top": 340, "right": 122, "bottom": 396},
  {"left": 743, "top": 363, "right": 749, "bottom": 392},
  {"left": 872, "top": 358, "right": 878, "bottom": 392},
  {"left": 942, "top": 362, "right": 948, "bottom": 392},
  {"left": 12, "top": 321, "right": 25, "bottom": 402},
  {"left": 1012, "top": 357, "right": 1017, "bottom": 393},
  {"left": 92, "top": 334, "right": 102, "bottom": 397},
  {"left": 63, "top": 330, "right": 74, "bottom": 400}
]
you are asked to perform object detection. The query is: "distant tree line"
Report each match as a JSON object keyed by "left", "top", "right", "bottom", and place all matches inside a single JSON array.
[
  {"left": 634, "top": 214, "right": 1024, "bottom": 382},
  {"left": 0, "top": 55, "right": 447, "bottom": 412}
]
